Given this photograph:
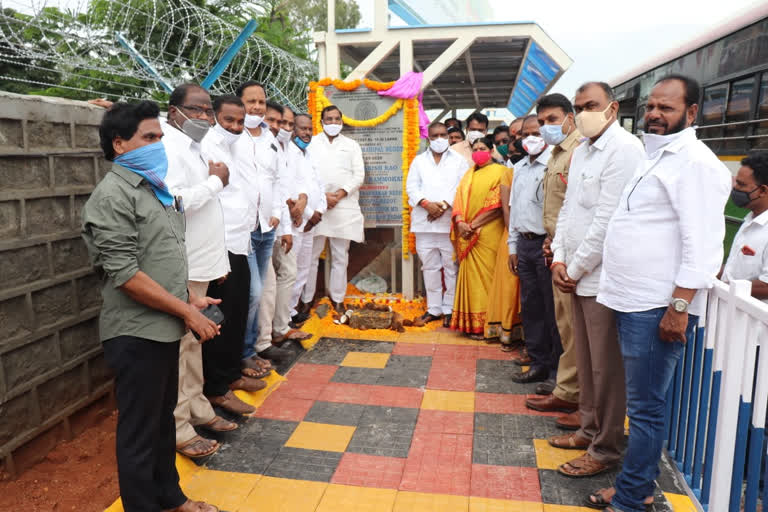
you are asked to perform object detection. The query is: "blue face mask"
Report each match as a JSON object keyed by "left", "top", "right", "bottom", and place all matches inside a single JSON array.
[
  {"left": 541, "top": 122, "right": 568, "bottom": 146},
  {"left": 114, "top": 141, "right": 174, "bottom": 207},
  {"left": 294, "top": 136, "right": 310, "bottom": 150}
]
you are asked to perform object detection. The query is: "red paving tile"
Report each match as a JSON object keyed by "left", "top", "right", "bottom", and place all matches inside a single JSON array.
[
  {"left": 318, "top": 382, "right": 423, "bottom": 408},
  {"left": 253, "top": 394, "right": 313, "bottom": 422},
  {"left": 427, "top": 359, "right": 476, "bottom": 391},
  {"left": 318, "top": 382, "right": 371, "bottom": 404},
  {"left": 287, "top": 363, "right": 339, "bottom": 383},
  {"left": 476, "top": 346, "right": 516, "bottom": 360},
  {"left": 268, "top": 379, "right": 325, "bottom": 401},
  {"left": 392, "top": 343, "right": 436, "bottom": 357},
  {"left": 331, "top": 453, "right": 406, "bottom": 489},
  {"left": 474, "top": 393, "right": 561, "bottom": 417},
  {"left": 433, "top": 344, "right": 479, "bottom": 361},
  {"left": 414, "top": 410, "right": 474, "bottom": 435},
  {"left": 400, "top": 432, "right": 473, "bottom": 495},
  {"left": 470, "top": 464, "right": 542, "bottom": 501}
]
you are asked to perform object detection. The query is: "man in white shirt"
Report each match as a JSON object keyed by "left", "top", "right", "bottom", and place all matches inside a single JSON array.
[
  {"left": 406, "top": 121, "right": 467, "bottom": 327},
  {"left": 305, "top": 105, "right": 365, "bottom": 314},
  {"left": 291, "top": 114, "right": 327, "bottom": 322},
  {"left": 507, "top": 115, "right": 561, "bottom": 384},
  {"left": 201, "top": 95, "right": 270, "bottom": 418},
  {"left": 162, "top": 84, "right": 233, "bottom": 459},
  {"left": 547, "top": 82, "right": 644, "bottom": 478},
  {"left": 233, "top": 82, "right": 285, "bottom": 366},
  {"left": 595, "top": 75, "right": 730, "bottom": 512},
  {"left": 721, "top": 152, "right": 768, "bottom": 300}
]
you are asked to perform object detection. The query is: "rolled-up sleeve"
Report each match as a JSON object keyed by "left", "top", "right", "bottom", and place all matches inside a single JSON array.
[{"left": 82, "top": 195, "right": 139, "bottom": 287}]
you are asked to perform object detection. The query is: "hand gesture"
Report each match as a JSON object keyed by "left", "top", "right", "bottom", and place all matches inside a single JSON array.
[{"left": 208, "top": 160, "right": 230, "bottom": 187}]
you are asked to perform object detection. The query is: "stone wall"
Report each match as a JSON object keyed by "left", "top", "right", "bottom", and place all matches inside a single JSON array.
[{"left": 0, "top": 91, "right": 113, "bottom": 476}]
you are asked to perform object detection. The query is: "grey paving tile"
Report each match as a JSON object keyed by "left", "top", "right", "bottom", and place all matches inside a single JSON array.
[
  {"left": 347, "top": 405, "right": 420, "bottom": 458},
  {"left": 358, "top": 405, "right": 420, "bottom": 426},
  {"left": 205, "top": 418, "right": 298, "bottom": 474},
  {"left": 263, "top": 447, "right": 343, "bottom": 482},
  {"left": 473, "top": 433, "right": 537, "bottom": 467},
  {"left": 299, "top": 338, "right": 394, "bottom": 365},
  {"left": 475, "top": 359, "right": 540, "bottom": 394},
  {"left": 474, "top": 412, "right": 561, "bottom": 440},
  {"left": 304, "top": 401, "right": 367, "bottom": 426},
  {"left": 331, "top": 366, "right": 384, "bottom": 385},
  {"left": 377, "top": 355, "right": 431, "bottom": 388}
]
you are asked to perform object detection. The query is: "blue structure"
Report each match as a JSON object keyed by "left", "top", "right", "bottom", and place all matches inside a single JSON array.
[{"left": 507, "top": 41, "right": 561, "bottom": 117}]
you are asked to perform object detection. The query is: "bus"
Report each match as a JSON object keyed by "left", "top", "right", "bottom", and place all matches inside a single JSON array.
[{"left": 610, "top": 3, "right": 768, "bottom": 250}]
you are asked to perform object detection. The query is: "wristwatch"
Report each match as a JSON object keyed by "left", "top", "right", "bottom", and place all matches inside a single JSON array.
[{"left": 670, "top": 297, "right": 689, "bottom": 313}]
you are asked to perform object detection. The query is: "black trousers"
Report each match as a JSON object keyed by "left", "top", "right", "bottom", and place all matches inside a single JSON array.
[
  {"left": 517, "top": 235, "right": 563, "bottom": 376},
  {"left": 103, "top": 335, "right": 186, "bottom": 512},
  {"left": 203, "top": 251, "right": 251, "bottom": 397}
]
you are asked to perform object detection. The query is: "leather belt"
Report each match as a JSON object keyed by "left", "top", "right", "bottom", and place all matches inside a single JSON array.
[{"left": 520, "top": 232, "right": 546, "bottom": 240}]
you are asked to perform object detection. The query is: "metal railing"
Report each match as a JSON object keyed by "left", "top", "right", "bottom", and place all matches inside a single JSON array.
[{"left": 668, "top": 279, "right": 768, "bottom": 511}]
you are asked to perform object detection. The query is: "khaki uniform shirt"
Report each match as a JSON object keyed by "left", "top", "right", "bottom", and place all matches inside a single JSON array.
[
  {"left": 542, "top": 130, "right": 582, "bottom": 237},
  {"left": 81, "top": 164, "right": 189, "bottom": 342}
]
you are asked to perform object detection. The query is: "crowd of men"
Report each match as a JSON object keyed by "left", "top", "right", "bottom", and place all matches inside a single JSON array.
[{"left": 81, "top": 72, "right": 768, "bottom": 512}]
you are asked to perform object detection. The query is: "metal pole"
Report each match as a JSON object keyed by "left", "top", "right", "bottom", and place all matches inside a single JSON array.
[
  {"left": 115, "top": 32, "right": 172, "bottom": 93},
  {"left": 201, "top": 20, "right": 259, "bottom": 90}
]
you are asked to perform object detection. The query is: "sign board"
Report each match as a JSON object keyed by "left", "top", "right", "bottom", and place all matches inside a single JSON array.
[{"left": 323, "top": 85, "right": 404, "bottom": 227}]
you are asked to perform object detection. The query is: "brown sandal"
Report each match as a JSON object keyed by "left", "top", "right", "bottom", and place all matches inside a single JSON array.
[
  {"left": 548, "top": 433, "right": 591, "bottom": 449},
  {"left": 176, "top": 435, "right": 219, "bottom": 459},
  {"left": 558, "top": 453, "right": 616, "bottom": 478},
  {"left": 242, "top": 366, "right": 271, "bottom": 379},
  {"left": 200, "top": 415, "right": 238, "bottom": 432},
  {"left": 584, "top": 487, "right": 653, "bottom": 510},
  {"left": 163, "top": 499, "right": 220, "bottom": 512},
  {"left": 229, "top": 376, "right": 267, "bottom": 392}
]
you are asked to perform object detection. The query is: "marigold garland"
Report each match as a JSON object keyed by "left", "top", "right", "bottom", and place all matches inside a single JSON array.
[{"left": 307, "top": 78, "right": 420, "bottom": 259}]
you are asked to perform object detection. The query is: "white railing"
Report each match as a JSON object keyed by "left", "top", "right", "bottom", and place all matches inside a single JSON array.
[{"left": 668, "top": 279, "right": 768, "bottom": 511}]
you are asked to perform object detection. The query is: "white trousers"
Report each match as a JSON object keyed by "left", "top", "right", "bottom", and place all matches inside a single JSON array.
[
  {"left": 415, "top": 232, "right": 457, "bottom": 316},
  {"left": 255, "top": 242, "right": 297, "bottom": 351},
  {"left": 305, "top": 235, "right": 350, "bottom": 304},
  {"left": 291, "top": 230, "right": 316, "bottom": 315}
]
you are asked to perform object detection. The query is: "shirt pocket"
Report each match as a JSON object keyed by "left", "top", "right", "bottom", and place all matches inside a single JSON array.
[{"left": 577, "top": 172, "right": 600, "bottom": 209}]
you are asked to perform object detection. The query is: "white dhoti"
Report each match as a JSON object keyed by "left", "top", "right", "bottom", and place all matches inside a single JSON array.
[
  {"left": 415, "top": 232, "right": 457, "bottom": 316},
  {"left": 305, "top": 235, "right": 350, "bottom": 304}
]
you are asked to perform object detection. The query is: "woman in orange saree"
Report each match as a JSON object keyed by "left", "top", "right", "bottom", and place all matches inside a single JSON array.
[{"left": 450, "top": 137, "right": 509, "bottom": 339}]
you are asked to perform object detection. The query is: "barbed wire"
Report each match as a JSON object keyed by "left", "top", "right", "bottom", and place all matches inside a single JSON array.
[{"left": 0, "top": 0, "right": 315, "bottom": 109}]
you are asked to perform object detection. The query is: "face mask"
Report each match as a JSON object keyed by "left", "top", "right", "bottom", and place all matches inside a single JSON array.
[
  {"left": 497, "top": 144, "right": 510, "bottom": 157},
  {"left": 467, "top": 130, "right": 485, "bottom": 145},
  {"left": 430, "top": 137, "right": 450, "bottom": 154},
  {"left": 510, "top": 153, "right": 526, "bottom": 165},
  {"left": 323, "top": 122, "right": 343, "bottom": 137},
  {"left": 472, "top": 150, "right": 492, "bottom": 167},
  {"left": 294, "top": 136, "right": 310, "bottom": 150},
  {"left": 641, "top": 128, "right": 691, "bottom": 157},
  {"left": 113, "top": 142, "right": 174, "bottom": 207},
  {"left": 512, "top": 138, "right": 527, "bottom": 156},
  {"left": 522, "top": 135, "right": 546, "bottom": 156},
  {"left": 575, "top": 103, "right": 613, "bottom": 138},
  {"left": 730, "top": 186, "right": 760, "bottom": 208},
  {"left": 213, "top": 122, "right": 242, "bottom": 146},
  {"left": 175, "top": 108, "right": 209, "bottom": 143},
  {"left": 277, "top": 128, "right": 292, "bottom": 144},
  {"left": 541, "top": 118, "right": 569, "bottom": 146},
  {"left": 244, "top": 113, "right": 264, "bottom": 129}
]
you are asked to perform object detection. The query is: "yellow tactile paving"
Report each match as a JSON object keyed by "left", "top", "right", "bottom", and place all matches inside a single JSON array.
[
  {"left": 542, "top": 504, "right": 593, "bottom": 512},
  {"left": 470, "top": 496, "right": 544, "bottom": 511},
  {"left": 316, "top": 484, "right": 398, "bottom": 512},
  {"left": 533, "top": 439, "right": 587, "bottom": 471},
  {"left": 238, "top": 476, "right": 327, "bottom": 512},
  {"left": 663, "top": 492, "right": 697, "bottom": 511},
  {"left": 284, "top": 421, "right": 356, "bottom": 452},
  {"left": 393, "top": 491, "right": 469, "bottom": 512},
  {"left": 235, "top": 370, "right": 287, "bottom": 410},
  {"left": 181, "top": 470, "right": 261, "bottom": 511},
  {"left": 341, "top": 351, "right": 391, "bottom": 368},
  {"left": 421, "top": 389, "right": 475, "bottom": 412}
]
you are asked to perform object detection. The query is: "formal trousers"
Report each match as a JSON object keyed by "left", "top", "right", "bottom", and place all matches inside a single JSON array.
[
  {"left": 552, "top": 283, "right": 579, "bottom": 403},
  {"left": 290, "top": 230, "right": 316, "bottom": 315}
]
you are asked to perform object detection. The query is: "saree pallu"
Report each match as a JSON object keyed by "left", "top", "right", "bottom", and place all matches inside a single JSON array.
[{"left": 450, "top": 163, "right": 507, "bottom": 334}]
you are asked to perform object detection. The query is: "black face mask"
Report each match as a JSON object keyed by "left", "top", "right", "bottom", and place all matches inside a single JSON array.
[
  {"left": 731, "top": 186, "right": 760, "bottom": 208},
  {"left": 509, "top": 138, "right": 527, "bottom": 164}
]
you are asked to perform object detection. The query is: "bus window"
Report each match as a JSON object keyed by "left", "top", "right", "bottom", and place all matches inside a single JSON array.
[
  {"left": 621, "top": 116, "right": 635, "bottom": 134},
  {"left": 699, "top": 83, "right": 727, "bottom": 148},
  {"left": 724, "top": 77, "right": 755, "bottom": 153},
  {"left": 755, "top": 73, "right": 768, "bottom": 149}
]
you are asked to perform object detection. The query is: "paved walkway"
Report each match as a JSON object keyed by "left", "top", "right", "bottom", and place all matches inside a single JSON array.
[{"left": 108, "top": 331, "right": 696, "bottom": 512}]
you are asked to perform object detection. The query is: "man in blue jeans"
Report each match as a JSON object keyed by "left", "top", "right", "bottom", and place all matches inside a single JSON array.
[{"left": 592, "top": 75, "right": 731, "bottom": 511}]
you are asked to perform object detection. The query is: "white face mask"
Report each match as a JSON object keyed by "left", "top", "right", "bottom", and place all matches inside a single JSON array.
[
  {"left": 213, "top": 122, "right": 242, "bottom": 146},
  {"left": 244, "top": 113, "right": 264, "bottom": 129},
  {"left": 641, "top": 127, "right": 692, "bottom": 157},
  {"left": 323, "top": 122, "right": 343, "bottom": 137},
  {"left": 429, "top": 137, "right": 450, "bottom": 154},
  {"left": 522, "top": 135, "right": 546, "bottom": 156},
  {"left": 467, "top": 130, "right": 485, "bottom": 145},
  {"left": 276, "top": 128, "right": 292, "bottom": 144}
]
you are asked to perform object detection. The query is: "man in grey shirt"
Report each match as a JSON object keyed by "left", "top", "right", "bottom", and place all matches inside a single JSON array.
[{"left": 82, "top": 101, "right": 221, "bottom": 512}]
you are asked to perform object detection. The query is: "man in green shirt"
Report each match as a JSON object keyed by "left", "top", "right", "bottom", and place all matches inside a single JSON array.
[{"left": 82, "top": 100, "right": 221, "bottom": 512}]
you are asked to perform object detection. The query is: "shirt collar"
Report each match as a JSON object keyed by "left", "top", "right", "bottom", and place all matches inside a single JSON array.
[
  {"left": 554, "top": 129, "right": 582, "bottom": 153},
  {"left": 745, "top": 209, "right": 768, "bottom": 227},
  {"left": 530, "top": 145, "right": 553, "bottom": 167},
  {"left": 590, "top": 120, "right": 620, "bottom": 151},
  {"left": 162, "top": 120, "right": 196, "bottom": 149},
  {"left": 111, "top": 163, "right": 145, "bottom": 187},
  {"left": 643, "top": 126, "right": 696, "bottom": 157}
]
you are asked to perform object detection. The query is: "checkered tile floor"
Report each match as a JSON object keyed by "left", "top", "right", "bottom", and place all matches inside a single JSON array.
[{"left": 120, "top": 334, "right": 697, "bottom": 512}]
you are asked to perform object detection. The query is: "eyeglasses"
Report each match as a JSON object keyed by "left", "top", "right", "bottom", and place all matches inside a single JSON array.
[{"left": 180, "top": 104, "right": 215, "bottom": 117}]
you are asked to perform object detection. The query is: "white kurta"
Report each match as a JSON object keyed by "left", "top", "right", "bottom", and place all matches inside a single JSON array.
[{"left": 308, "top": 132, "right": 365, "bottom": 243}]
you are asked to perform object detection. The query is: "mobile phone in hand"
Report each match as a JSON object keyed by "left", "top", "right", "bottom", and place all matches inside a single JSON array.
[{"left": 193, "top": 304, "right": 225, "bottom": 340}]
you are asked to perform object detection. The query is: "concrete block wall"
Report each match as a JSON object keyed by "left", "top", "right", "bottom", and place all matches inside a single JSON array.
[{"left": 0, "top": 91, "right": 113, "bottom": 476}]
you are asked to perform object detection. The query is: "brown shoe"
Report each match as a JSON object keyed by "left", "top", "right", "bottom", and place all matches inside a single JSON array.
[
  {"left": 208, "top": 390, "right": 256, "bottom": 415},
  {"left": 512, "top": 348, "right": 532, "bottom": 366},
  {"left": 525, "top": 394, "right": 578, "bottom": 413},
  {"left": 548, "top": 433, "right": 591, "bottom": 450},
  {"left": 163, "top": 499, "right": 219, "bottom": 512},
  {"left": 229, "top": 376, "right": 267, "bottom": 392},
  {"left": 556, "top": 411, "right": 581, "bottom": 430}
]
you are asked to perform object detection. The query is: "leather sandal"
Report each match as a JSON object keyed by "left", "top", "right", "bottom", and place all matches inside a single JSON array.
[
  {"left": 199, "top": 415, "right": 237, "bottom": 432},
  {"left": 163, "top": 499, "right": 220, "bottom": 512},
  {"left": 558, "top": 453, "right": 616, "bottom": 478},
  {"left": 175, "top": 435, "right": 219, "bottom": 459},
  {"left": 242, "top": 365, "right": 271, "bottom": 379},
  {"left": 584, "top": 487, "right": 653, "bottom": 510},
  {"left": 242, "top": 355, "right": 274, "bottom": 373},
  {"left": 548, "top": 433, "right": 591, "bottom": 449}
]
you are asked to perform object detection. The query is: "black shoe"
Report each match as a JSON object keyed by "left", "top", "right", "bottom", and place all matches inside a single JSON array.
[
  {"left": 332, "top": 301, "right": 346, "bottom": 315},
  {"left": 257, "top": 345, "right": 293, "bottom": 364},
  {"left": 535, "top": 378, "right": 556, "bottom": 395},
  {"left": 291, "top": 312, "right": 309, "bottom": 326},
  {"left": 419, "top": 312, "right": 442, "bottom": 324},
  {"left": 511, "top": 366, "right": 549, "bottom": 383},
  {"left": 442, "top": 314, "right": 452, "bottom": 328}
]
